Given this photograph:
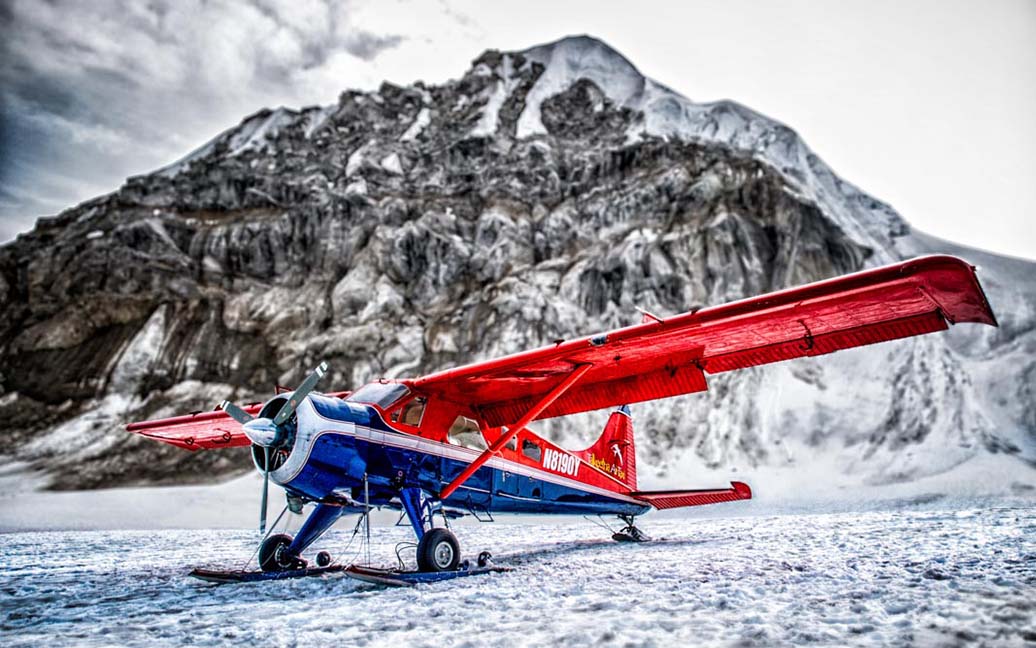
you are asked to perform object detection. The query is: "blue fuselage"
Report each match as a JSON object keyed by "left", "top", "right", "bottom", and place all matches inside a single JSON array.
[{"left": 269, "top": 394, "right": 648, "bottom": 518}]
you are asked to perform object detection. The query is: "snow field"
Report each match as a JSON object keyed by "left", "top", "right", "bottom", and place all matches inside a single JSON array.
[{"left": 1, "top": 505, "right": 1033, "bottom": 647}]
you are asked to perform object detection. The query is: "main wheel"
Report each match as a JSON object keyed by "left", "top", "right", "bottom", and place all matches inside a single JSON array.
[
  {"left": 416, "top": 528, "right": 461, "bottom": 572},
  {"left": 259, "top": 534, "right": 300, "bottom": 572}
]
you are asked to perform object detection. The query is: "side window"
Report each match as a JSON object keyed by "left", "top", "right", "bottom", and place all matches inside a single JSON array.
[
  {"left": 448, "top": 415, "right": 488, "bottom": 451},
  {"left": 391, "top": 397, "right": 427, "bottom": 427},
  {"left": 522, "top": 439, "right": 541, "bottom": 462},
  {"left": 494, "top": 426, "right": 518, "bottom": 451}
]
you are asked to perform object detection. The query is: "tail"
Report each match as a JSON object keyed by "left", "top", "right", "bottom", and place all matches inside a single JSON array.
[{"left": 574, "top": 405, "right": 637, "bottom": 490}]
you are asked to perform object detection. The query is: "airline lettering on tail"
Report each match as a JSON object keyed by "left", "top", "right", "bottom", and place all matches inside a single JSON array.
[
  {"left": 588, "top": 452, "right": 626, "bottom": 481},
  {"left": 542, "top": 448, "right": 579, "bottom": 477}
]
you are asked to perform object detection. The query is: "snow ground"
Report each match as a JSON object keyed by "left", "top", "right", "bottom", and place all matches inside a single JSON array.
[{"left": 1, "top": 504, "right": 1034, "bottom": 647}]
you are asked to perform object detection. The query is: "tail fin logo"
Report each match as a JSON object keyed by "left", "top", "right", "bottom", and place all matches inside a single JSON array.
[{"left": 610, "top": 441, "right": 624, "bottom": 466}]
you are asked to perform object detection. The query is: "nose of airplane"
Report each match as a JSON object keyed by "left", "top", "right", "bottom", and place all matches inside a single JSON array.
[{"left": 242, "top": 417, "right": 283, "bottom": 447}]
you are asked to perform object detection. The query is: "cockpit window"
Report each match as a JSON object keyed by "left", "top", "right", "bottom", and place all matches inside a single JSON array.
[
  {"left": 448, "top": 415, "right": 488, "bottom": 451},
  {"left": 346, "top": 382, "right": 410, "bottom": 409},
  {"left": 391, "top": 397, "right": 427, "bottom": 427},
  {"left": 522, "top": 439, "right": 541, "bottom": 462}
]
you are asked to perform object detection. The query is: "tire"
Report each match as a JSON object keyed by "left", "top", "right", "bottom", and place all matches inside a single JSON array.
[
  {"left": 416, "top": 528, "right": 461, "bottom": 572},
  {"left": 315, "top": 551, "right": 332, "bottom": 567},
  {"left": 259, "top": 534, "right": 297, "bottom": 572}
]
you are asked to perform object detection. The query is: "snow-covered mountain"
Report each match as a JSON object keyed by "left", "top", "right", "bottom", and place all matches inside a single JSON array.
[{"left": 0, "top": 35, "right": 1033, "bottom": 494}]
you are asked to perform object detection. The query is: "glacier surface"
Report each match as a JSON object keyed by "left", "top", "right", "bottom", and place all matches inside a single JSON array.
[{"left": 1, "top": 504, "right": 1033, "bottom": 647}]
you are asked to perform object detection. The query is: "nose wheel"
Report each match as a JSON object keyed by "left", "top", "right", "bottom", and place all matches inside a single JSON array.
[{"left": 259, "top": 534, "right": 306, "bottom": 572}]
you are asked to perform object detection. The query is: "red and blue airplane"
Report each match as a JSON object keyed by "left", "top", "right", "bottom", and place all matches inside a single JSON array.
[{"left": 128, "top": 255, "right": 996, "bottom": 579}]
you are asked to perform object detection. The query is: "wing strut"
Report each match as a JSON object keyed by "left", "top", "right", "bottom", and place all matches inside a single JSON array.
[{"left": 437, "top": 363, "right": 593, "bottom": 500}]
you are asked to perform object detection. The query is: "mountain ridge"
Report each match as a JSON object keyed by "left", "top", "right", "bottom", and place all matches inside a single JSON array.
[{"left": 0, "top": 35, "right": 1032, "bottom": 493}]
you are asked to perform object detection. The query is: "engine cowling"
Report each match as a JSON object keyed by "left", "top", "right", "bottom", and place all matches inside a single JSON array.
[{"left": 249, "top": 395, "right": 296, "bottom": 474}]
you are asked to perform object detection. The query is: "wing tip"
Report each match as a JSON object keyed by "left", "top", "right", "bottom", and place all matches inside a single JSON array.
[
  {"left": 913, "top": 255, "right": 999, "bottom": 328},
  {"left": 731, "top": 481, "right": 752, "bottom": 500}
]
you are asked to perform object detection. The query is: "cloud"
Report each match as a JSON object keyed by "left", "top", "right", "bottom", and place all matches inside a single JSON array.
[
  {"left": 0, "top": 0, "right": 406, "bottom": 242},
  {"left": 344, "top": 31, "right": 405, "bottom": 61}
]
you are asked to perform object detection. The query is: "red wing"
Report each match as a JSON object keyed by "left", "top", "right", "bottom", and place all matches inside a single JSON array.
[
  {"left": 126, "top": 391, "right": 351, "bottom": 451},
  {"left": 631, "top": 482, "right": 753, "bottom": 509},
  {"left": 411, "top": 255, "right": 996, "bottom": 427},
  {"left": 126, "top": 406, "right": 260, "bottom": 451}
]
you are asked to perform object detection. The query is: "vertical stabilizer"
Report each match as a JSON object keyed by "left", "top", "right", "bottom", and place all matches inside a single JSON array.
[{"left": 574, "top": 405, "right": 637, "bottom": 490}]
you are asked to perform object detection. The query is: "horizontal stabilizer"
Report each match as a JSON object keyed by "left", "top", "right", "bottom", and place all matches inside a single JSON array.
[{"left": 631, "top": 481, "right": 752, "bottom": 510}]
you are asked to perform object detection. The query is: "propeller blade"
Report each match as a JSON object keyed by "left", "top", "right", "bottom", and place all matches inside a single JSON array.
[
  {"left": 260, "top": 446, "right": 270, "bottom": 534},
  {"left": 220, "top": 400, "right": 255, "bottom": 425},
  {"left": 272, "top": 361, "right": 328, "bottom": 426}
]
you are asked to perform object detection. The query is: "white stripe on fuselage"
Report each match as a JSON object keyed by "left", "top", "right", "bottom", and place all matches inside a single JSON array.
[{"left": 298, "top": 404, "right": 644, "bottom": 506}]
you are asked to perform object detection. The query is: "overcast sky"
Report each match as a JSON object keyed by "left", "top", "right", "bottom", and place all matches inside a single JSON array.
[{"left": 1, "top": 0, "right": 1034, "bottom": 260}]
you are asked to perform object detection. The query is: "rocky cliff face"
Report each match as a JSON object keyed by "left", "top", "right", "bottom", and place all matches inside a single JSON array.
[{"left": 1, "top": 36, "right": 1033, "bottom": 492}]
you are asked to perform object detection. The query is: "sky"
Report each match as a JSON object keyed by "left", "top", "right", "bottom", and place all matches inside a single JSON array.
[{"left": 1, "top": 0, "right": 1034, "bottom": 260}]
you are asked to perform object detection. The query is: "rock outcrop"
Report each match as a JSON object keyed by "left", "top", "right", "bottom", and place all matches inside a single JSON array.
[{"left": 1, "top": 36, "right": 1033, "bottom": 491}]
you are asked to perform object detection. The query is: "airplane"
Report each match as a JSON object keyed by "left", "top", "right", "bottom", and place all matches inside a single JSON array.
[{"left": 127, "top": 255, "right": 996, "bottom": 580}]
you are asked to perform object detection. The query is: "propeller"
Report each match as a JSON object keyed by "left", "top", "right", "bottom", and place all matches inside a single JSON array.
[{"left": 219, "top": 361, "right": 329, "bottom": 534}]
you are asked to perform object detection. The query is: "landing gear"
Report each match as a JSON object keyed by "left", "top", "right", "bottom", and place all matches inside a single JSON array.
[
  {"left": 399, "top": 487, "right": 468, "bottom": 572},
  {"left": 259, "top": 534, "right": 306, "bottom": 572},
  {"left": 612, "top": 514, "right": 651, "bottom": 543},
  {"left": 255, "top": 502, "right": 346, "bottom": 572},
  {"left": 315, "top": 551, "right": 333, "bottom": 567},
  {"left": 417, "top": 528, "right": 461, "bottom": 572}
]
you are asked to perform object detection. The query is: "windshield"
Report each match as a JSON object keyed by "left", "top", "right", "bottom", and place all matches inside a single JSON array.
[{"left": 345, "top": 382, "right": 410, "bottom": 409}]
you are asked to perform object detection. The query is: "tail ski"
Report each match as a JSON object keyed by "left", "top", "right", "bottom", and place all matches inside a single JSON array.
[{"left": 574, "top": 405, "right": 637, "bottom": 490}]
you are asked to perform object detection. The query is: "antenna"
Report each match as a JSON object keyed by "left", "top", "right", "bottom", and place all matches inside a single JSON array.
[{"left": 634, "top": 306, "right": 663, "bottom": 324}]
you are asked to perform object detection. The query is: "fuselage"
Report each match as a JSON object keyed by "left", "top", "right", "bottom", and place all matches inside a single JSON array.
[{"left": 265, "top": 393, "right": 649, "bottom": 517}]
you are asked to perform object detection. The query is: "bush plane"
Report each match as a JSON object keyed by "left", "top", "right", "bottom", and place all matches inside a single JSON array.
[{"left": 127, "top": 255, "right": 996, "bottom": 583}]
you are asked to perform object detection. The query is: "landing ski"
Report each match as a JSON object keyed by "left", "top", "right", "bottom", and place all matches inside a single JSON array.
[
  {"left": 189, "top": 564, "right": 345, "bottom": 584},
  {"left": 343, "top": 563, "right": 513, "bottom": 588}
]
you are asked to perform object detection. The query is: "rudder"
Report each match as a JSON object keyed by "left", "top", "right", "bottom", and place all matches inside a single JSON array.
[{"left": 574, "top": 405, "right": 637, "bottom": 490}]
